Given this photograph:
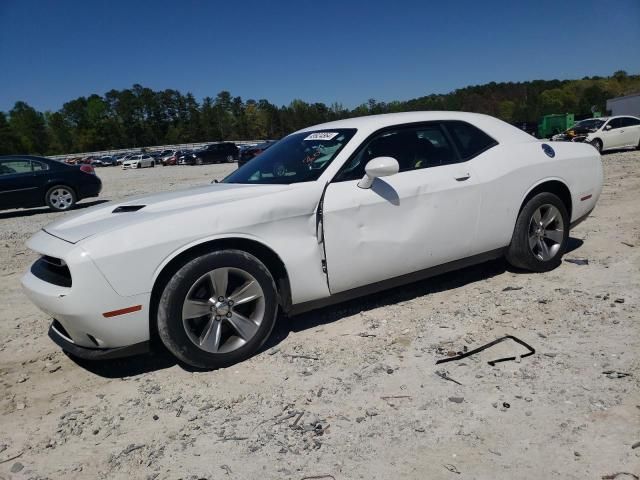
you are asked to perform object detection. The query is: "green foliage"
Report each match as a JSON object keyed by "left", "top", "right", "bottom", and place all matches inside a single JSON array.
[{"left": 1, "top": 72, "right": 639, "bottom": 155}]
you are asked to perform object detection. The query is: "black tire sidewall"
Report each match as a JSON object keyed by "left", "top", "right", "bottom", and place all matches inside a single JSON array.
[
  {"left": 593, "top": 139, "right": 603, "bottom": 153},
  {"left": 157, "top": 250, "right": 278, "bottom": 369},
  {"left": 45, "top": 185, "right": 76, "bottom": 211},
  {"left": 507, "top": 192, "right": 569, "bottom": 272}
]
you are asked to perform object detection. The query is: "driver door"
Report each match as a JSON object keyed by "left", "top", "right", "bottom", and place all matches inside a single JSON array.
[
  {"left": 321, "top": 123, "right": 482, "bottom": 294},
  {"left": 0, "top": 159, "right": 38, "bottom": 209}
]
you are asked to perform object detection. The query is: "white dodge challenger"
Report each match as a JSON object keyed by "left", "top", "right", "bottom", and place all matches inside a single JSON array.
[{"left": 22, "top": 112, "right": 603, "bottom": 368}]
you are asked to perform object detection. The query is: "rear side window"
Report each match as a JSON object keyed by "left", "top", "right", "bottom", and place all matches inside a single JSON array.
[
  {"left": 32, "top": 161, "right": 48, "bottom": 171},
  {"left": 444, "top": 121, "right": 497, "bottom": 160},
  {"left": 621, "top": 117, "right": 640, "bottom": 127}
]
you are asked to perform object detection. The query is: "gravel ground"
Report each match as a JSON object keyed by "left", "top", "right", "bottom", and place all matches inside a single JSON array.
[{"left": 0, "top": 153, "right": 639, "bottom": 480}]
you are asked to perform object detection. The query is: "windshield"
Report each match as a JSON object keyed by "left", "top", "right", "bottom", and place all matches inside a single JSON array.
[
  {"left": 573, "top": 119, "right": 605, "bottom": 130},
  {"left": 223, "top": 129, "right": 356, "bottom": 184}
]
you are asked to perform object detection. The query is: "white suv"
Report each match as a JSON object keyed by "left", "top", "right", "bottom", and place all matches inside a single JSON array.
[{"left": 581, "top": 116, "right": 640, "bottom": 153}]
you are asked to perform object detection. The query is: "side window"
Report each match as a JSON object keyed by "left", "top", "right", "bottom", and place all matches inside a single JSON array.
[
  {"left": 334, "top": 123, "right": 457, "bottom": 182},
  {"left": 444, "top": 121, "right": 497, "bottom": 160},
  {"left": 32, "top": 161, "right": 48, "bottom": 171},
  {"left": 0, "top": 160, "right": 32, "bottom": 176},
  {"left": 607, "top": 118, "right": 622, "bottom": 129},
  {"left": 620, "top": 117, "right": 640, "bottom": 127}
]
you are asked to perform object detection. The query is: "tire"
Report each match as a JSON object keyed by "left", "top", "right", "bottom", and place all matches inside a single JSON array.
[
  {"left": 136, "top": 162, "right": 141, "bottom": 169},
  {"left": 45, "top": 185, "right": 76, "bottom": 212},
  {"left": 151, "top": 161, "right": 155, "bottom": 168},
  {"left": 506, "top": 192, "right": 569, "bottom": 272},
  {"left": 157, "top": 250, "right": 278, "bottom": 369},
  {"left": 196, "top": 157, "right": 203, "bottom": 166},
  {"left": 226, "top": 155, "right": 234, "bottom": 163},
  {"left": 591, "top": 138, "right": 603, "bottom": 153}
]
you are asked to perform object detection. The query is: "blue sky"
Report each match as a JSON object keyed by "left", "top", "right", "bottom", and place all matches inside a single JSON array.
[{"left": 1, "top": 0, "right": 639, "bottom": 112}]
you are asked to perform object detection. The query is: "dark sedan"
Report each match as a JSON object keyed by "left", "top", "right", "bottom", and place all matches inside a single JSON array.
[
  {"left": 188, "top": 142, "right": 239, "bottom": 165},
  {"left": 238, "top": 141, "right": 277, "bottom": 168},
  {"left": 0, "top": 155, "right": 102, "bottom": 212}
]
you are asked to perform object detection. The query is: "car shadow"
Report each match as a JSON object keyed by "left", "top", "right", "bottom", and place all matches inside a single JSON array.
[
  {"left": 601, "top": 148, "right": 638, "bottom": 155},
  {"left": 0, "top": 200, "right": 109, "bottom": 220},
  {"left": 70, "top": 237, "right": 585, "bottom": 377},
  {"left": 67, "top": 347, "right": 178, "bottom": 378}
]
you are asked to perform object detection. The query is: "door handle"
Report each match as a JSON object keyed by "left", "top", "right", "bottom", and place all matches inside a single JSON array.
[{"left": 455, "top": 173, "right": 471, "bottom": 181}]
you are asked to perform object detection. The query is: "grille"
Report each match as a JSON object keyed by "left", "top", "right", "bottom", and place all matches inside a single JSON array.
[{"left": 31, "top": 256, "right": 72, "bottom": 287}]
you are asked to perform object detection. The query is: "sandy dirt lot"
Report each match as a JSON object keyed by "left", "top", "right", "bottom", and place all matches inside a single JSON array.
[{"left": 1, "top": 153, "right": 638, "bottom": 480}]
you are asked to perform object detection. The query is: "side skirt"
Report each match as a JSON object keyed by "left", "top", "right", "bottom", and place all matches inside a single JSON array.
[{"left": 288, "top": 248, "right": 506, "bottom": 316}]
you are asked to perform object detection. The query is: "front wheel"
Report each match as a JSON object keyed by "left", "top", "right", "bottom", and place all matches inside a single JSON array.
[
  {"left": 45, "top": 185, "right": 76, "bottom": 211},
  {"left": 226, "top": 155, "right": 234, "bottom": 163},
  {"left": 506, "top": 192, "right": 569, "bottom": 272},
  {"left": 591, "top": 138, "right": 603, "bottom": 153},
  {"left": 157, "top": 250, "right": 278, "bottom": 369}
]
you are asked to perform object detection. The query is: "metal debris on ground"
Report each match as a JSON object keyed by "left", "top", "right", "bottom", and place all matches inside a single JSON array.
[
  {"left": 602, "top": 370, "right": 632, "bottom": 379},
  {"left": 565, "top": 258, "right": 589, "bottom": 265},
  {"left": 502, "top": 286, "right": 523, "bottom": 291},
  {"left": 291, "top": 411, "right": 304, "bottom": 428},
  {"left": 435, "top": 370, "right": 463, "bottom": 386},
  {"left": 601, "top": 473, "right": 639, "bottom": 480},
  {"left": 286, "top": 354, "right": 320, "bottom": 361},
  {"left": 443, "top": 463, "right": 461, "bottom": 474},
  {"left": 0, "top": 451, "right": 23, "bottom": 464},
  {"left": 435, "top": 335, "right": 535, "bottom": 366}
]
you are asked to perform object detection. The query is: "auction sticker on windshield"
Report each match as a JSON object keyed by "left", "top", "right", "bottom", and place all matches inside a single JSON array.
[{"left": 304, "top": 132, "right": 339, "bottom": 141}]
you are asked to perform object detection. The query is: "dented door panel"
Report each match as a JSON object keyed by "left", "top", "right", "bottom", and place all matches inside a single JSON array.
[{"left": 322, "top": 165, "right": 481, "bottom": 294}]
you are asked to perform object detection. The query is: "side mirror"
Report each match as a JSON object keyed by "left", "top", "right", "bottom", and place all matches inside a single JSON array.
[
  {"left": 357, "top": 157, "right": 400, "bottom": 189},
  {"left": 604, "top": 124, "right": 612, "bottom": 130}
]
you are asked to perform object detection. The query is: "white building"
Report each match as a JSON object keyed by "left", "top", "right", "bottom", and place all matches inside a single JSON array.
[{"left": 606, "top": 93, "right": 640, "bottom": 117}]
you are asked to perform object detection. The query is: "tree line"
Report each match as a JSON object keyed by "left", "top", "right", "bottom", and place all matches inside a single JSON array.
[{"left": 1, "top": 71, "right": 638, "bottom": 156}]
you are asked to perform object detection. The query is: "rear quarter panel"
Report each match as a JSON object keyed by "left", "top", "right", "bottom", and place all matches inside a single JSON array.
[{"left": 471, "top": 141, "right": 603, "bottom": 253}]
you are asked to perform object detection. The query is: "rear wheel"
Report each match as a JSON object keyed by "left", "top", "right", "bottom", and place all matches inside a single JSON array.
[
  {"left": 226, "top": 155, "right": 234, "bottom": 163},
  {"left": 157, "top": 250, "right": 278, "bottom": 369},
  {"left": 506, "top": 192, "right": 569, "bottom": 272},
  {"left": 45, "top": 185, "right": 76, "bottom": 211}
]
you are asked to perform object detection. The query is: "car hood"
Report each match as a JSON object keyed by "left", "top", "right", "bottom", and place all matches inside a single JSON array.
[{"left": 43, "top": 183, "right": 291, "bottom": 243}]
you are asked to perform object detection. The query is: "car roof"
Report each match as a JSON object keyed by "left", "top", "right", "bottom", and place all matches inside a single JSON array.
[
  {"left": 0, "top": 155, "right": 62, "bottom": 164},
  {"left": 294, "top": 111, "right": 535, "bottom": 143}
]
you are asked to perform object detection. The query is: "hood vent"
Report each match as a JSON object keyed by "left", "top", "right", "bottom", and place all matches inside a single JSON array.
[{"left": 112, "top": 205, "right": 146, "bottom": 213}]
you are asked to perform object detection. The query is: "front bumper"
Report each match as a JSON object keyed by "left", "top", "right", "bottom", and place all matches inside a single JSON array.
[
  {"left": 21, "top": 230, "right": 151, "bottom": 351},
  {"left": 49, "top": 321, "right": 149, "bottom": 360}
]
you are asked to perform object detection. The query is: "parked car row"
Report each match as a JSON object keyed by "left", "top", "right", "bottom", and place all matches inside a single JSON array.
[{"left": 59, "top": 141, "right": 273, "bottom": 170}]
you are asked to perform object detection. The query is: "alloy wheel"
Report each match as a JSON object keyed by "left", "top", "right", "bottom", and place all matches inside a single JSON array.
[
  {"left": 181, "top": 267, "right": 265, "bottom": 353},
  {"left": 528, "top": 204, "right": 564, "bottom": 261},
  {"left": 49, "top": 187, "right": 74, "bottom": 210}
]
